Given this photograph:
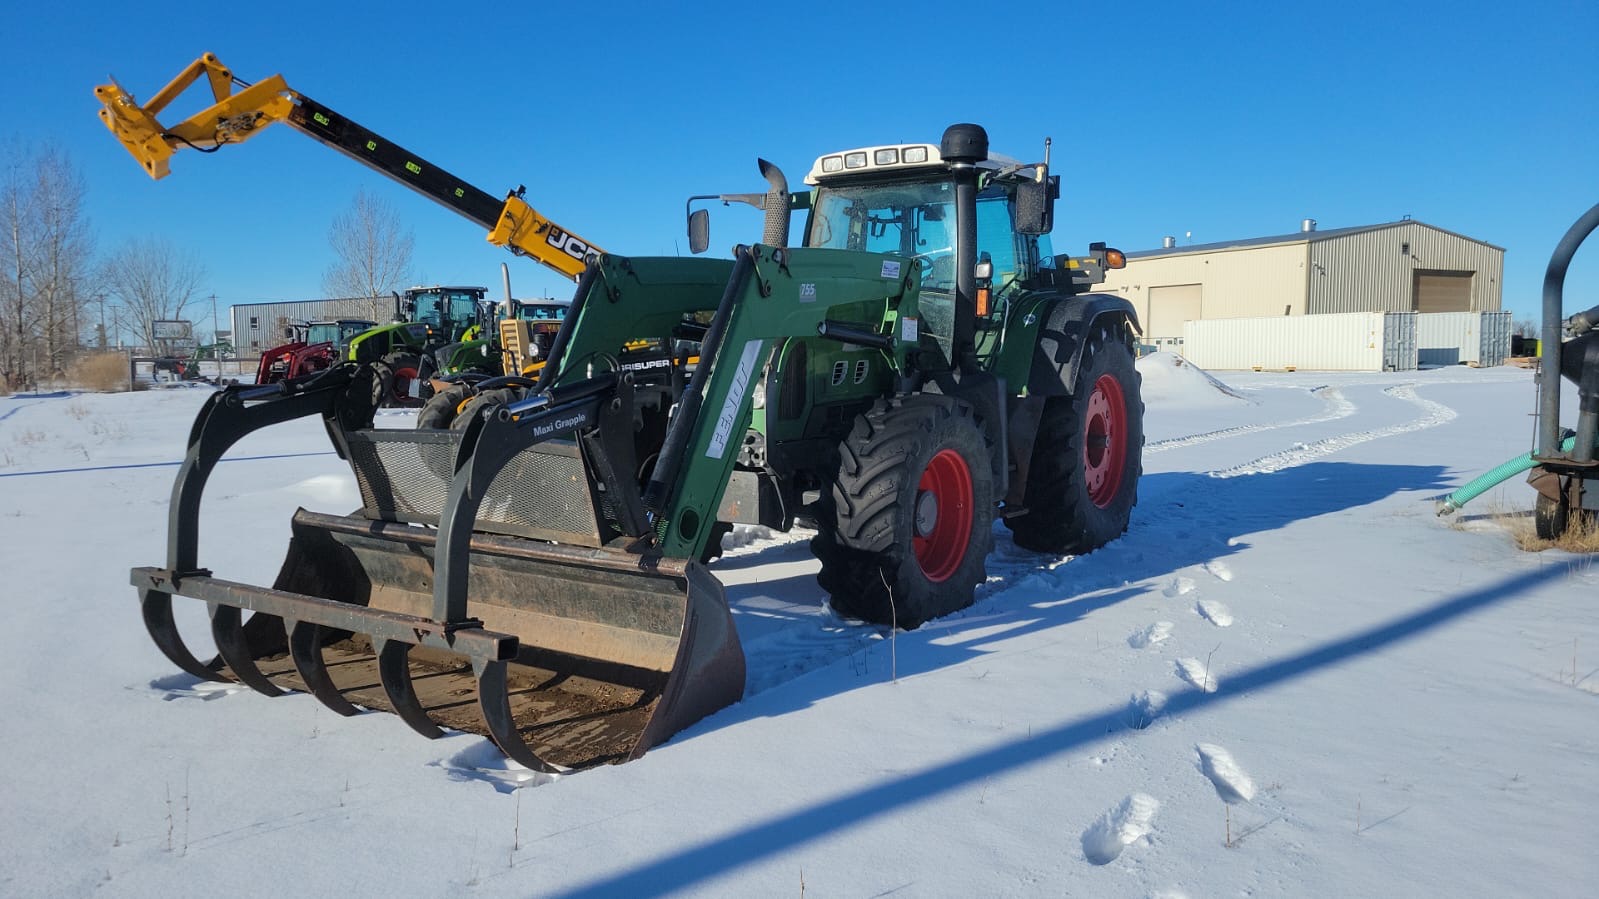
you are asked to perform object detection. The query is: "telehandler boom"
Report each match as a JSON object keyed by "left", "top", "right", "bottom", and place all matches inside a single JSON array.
[{"left": 96, "top": 53, "right": 602, "bottom": 280}]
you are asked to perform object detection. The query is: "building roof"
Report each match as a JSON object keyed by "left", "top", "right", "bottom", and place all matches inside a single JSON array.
[{"left": 1126, "top": 219, "right": 1504, "bottom": 260}]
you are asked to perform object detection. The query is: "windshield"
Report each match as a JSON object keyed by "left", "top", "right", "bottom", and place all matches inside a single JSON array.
[
  {"left": 307, "top": 321, "right": 371, "bottom": 347},
  {"left": 808, "top": 179, "right": 958, "bottom": 286},
  {"left": 410, "top": 290, "right": 481, "bottom": 334},
  {"left": 806, "top": 178, "right": 1029, "bottom": 292},
  {"left": 517, "top": 303, "right": 568, "bottom": 322}
]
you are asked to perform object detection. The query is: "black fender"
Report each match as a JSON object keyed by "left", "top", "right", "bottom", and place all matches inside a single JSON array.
[{"left": 1027, "top": 293, "right": 1141, "bottom": 396}]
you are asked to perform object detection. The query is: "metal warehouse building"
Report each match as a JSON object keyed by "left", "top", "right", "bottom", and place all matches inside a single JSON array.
[
  {"left": 231, "top": 297, "right": 391, "bottom": 357},
  {"left": 1095, "top": 219, "right": 1505, "bottom": 344}
]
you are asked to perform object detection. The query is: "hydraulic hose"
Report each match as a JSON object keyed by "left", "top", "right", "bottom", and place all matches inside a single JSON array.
[{"left": 1437, "top": 433, "right": 1584, "bottom": 515}]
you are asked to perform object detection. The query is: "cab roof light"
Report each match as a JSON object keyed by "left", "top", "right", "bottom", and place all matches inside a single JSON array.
[
  {"left": 821, "top": 155, "right": 843, "bottom": 173},
  {"left": 873, "top": 148, "right": 899, "bottom": 165},
  {"left": 902, "top": 146, "right": 929, "bottom": 164},
  {"left": 844, "top": 152, "right": 868, "bottom": 169}
]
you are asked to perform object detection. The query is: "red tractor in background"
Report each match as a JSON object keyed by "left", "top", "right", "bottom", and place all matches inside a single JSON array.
[{"left": 255, "top": 318, "right": 375, "bottom": 385}]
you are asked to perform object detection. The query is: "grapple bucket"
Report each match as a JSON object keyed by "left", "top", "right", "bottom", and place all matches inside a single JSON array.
[
  {"left": 130, "top": 364, "right": 745, "bottom": 771},
  {"left": 134, "top": 510, "right": 741, "bottom": 770}
]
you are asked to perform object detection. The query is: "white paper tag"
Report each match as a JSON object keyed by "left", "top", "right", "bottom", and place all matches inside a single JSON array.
[
  {"left": 881, "top": 260, "right": 901, "bottom": 279},
  {"left": 901, "top": 316, "right": 918, "bottom": 342}
]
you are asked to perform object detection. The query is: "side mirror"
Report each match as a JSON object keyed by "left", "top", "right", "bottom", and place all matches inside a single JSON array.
[
  {"left": 1015, "top": 176, "right": 1053, "bottom": 235},
  {"left": 688, "top": 209, "right": 710, "bottom": 255}
]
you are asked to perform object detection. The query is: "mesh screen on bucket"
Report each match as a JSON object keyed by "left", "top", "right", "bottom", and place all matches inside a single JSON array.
[{"left": 344, "top": 431, "right": 605, "bottom": 545}]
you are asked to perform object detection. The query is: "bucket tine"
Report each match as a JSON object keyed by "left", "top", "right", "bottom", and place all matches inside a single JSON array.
[
  {"left": 286, "top": 620, "right": 361, "bottom": 717},
  {"left": 139, "top": 588, "right": 226, "bottom": 683},
  {"left": 473, "top": 657, "right": 562, "bottom": 774},
  {"left": 209, "top": 604, "right": 285, "bottom": 697},
  {"left": 375, "top": 638, "right": 444, "bottom": 739}
]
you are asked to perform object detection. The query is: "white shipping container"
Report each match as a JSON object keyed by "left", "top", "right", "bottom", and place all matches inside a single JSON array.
[
  {"left": 1416, "top": 311, "right": 1512, "bottom": 366},
  {"left": 1181, "top": 312, "right": 1418, "bottom": 372}
]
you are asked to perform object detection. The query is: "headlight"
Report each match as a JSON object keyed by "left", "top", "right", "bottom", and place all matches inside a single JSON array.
[{"left": 751, "top": 378, "right": 767, "bottom": 410}]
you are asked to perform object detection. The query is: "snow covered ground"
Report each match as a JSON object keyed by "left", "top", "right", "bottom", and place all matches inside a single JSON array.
[{"left": 2, "top": 356, "right": 1596, "bottom": 898}]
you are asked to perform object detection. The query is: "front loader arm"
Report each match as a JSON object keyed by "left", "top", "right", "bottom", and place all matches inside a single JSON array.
[{"left": 94, "top": 53, "right": 601, "bottom": 281}]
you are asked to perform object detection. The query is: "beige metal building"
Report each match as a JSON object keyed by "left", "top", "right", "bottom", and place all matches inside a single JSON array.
[{"left": 1096, "top": 220, "right": 1505, "bottom": 342}]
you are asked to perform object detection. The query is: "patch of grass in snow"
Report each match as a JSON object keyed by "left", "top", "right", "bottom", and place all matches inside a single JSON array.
[{"left": 1466, "top": 500, "right": 1599, "bottom": 555}]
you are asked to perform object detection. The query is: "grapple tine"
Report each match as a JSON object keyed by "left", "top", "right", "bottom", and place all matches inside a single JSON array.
[
  {"left": 208, "top": 604, "right": 285, "bottom": 697},
  {"left": 375, "top": 638, "right": 444, "bottom": 738},
  {"left": 286, "top": 620, "right": 360, "bottom": 717},
  {"left": 139, "top": 588, "right": 226, "bottom": 682},
  {"left": 473, "top": 657, "right": 563, "bottom": 774}
]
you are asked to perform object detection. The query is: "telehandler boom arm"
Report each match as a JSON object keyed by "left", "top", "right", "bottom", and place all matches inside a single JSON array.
[{"left": 94, "top": 53, "right": 601, "bottom": 280}]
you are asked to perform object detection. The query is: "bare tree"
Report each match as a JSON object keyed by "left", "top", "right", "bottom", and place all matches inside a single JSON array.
[
  {"left": 30, "top": 149, "right": 94, "bottom": 373},
  {"left": 0, "top": 152, "right": 31, "bottom": 387},
  {"left": 101, "top": 236, "right": 205, "bottom": 351},
  {"left": 322, "top": 187, "right": 414, "bottom": 319},
  {"left": 0, "top": 145, "right": 95, "bottom": 388}
]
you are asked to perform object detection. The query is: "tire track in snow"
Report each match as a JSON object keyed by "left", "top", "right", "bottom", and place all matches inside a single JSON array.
[
  {"left": 1145, "top": 386, "right": 1353, "bottom": 455},
  {"left": 1210, "top": 384, "right": 1457, "bottom": 478}
]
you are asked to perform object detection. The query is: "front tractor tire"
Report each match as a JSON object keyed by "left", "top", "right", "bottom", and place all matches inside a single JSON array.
[
  {"left": 1007, "top": 320, "right": 1144, "bottom": 555},
  {"left": 814, "top": 395, "right": 995, "bottom": 629},
  {"left": 415, "top": 382, "right": 478, "bottom": 430}
]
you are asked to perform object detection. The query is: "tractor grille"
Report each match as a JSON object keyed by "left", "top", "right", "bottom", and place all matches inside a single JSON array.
[{"left": 343, "top": 430, "right": 605, "bottom": 546}]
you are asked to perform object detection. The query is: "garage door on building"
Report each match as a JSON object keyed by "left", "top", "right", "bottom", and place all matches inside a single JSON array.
[
  {"left": 1413, "top": 271, "right": 1473, "bottom": 313},
  {"left": 1147, "top": 284, "right": 1203, "bottom": 340}
]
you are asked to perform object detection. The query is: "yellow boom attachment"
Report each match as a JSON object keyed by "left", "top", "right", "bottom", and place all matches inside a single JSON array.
[{"left": 93, "top": 54, "right": 601, "bottom": 282}]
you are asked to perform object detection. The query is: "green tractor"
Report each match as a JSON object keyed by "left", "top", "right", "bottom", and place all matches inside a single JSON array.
[
  {"left": 349, "top": 285, "right": 490, "bottom": 406},
  {"left": 133, "top": 123, "right": 1143, "bottom": 771},
  {"left": 416, "top": 297, "right": 572, "bottom": 429}
]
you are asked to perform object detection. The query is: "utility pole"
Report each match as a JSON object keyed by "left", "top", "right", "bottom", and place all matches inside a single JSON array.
[{"left": 210, "top": 293, "right": 220, "bottom": 374}]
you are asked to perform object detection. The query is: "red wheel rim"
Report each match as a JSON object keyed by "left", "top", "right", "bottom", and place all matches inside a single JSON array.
[
  {"left": 1083, "top": 374, "right": 1128, "bottom": 508},
  {"left": 390, "top": 366, "right": 419, "bottom": 402},
  {"left": 912, "top": 448, "right": 973, "bottom": 583}
]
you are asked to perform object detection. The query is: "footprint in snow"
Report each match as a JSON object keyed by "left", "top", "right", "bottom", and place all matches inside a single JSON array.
[
  {"left": 1175, "top": 658, "right": 1219, "bottom": 693},
  {"left": 1195, "top": 743, "right": 1256, "bottom": 804},
  {"left": 1128, "top": 621, "right": 1174, "bottom": 649},
  {"left": 1080, "top": 793, "right": 1160, "bottom": 865},
  {"left": 1126, "top": 690, "right": 1168, "bottom": 730},
  {"left": 1162, "top": 576, "right": 1196, "bottom": 598},
  {"left": 1195, "top": 599, "right": 1233, "bottom": 627},
  {"left": 1203, "top": 560, "right": 1234, "bottom": 582}
]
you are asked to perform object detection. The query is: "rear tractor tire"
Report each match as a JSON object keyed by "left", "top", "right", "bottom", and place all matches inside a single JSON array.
[
  {"left": 376, "top": 351, "right": 427, "bottom": 408},
  {"left": 813, "top": 395, "right": 995, "bottom": 629},
  {"left": 1007, "top": 320, "right": 1144, "bottom": 555}
]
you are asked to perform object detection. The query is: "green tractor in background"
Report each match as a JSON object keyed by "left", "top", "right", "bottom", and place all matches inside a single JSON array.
[
  {"left": 415, "top": 296, "right": 572, "bottom": 428},
  {"left": 350, "top": 285, "right": 491, "bottom": 406}
]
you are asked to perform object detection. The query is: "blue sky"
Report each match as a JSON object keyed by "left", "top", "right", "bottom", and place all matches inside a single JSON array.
[{"left": 8, "top": 0, "right": 1596, "bottom": 332}]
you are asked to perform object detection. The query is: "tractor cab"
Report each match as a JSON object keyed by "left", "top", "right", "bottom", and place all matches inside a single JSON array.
[
  {"left": 802, "top": 140, "right": 1053, "bottom": 367},
  {"left": 306, "top": 319, "right": 377, "bottom": 354},
  {"left": 401, "top": 286, "right": 488, "bottom": 343}
]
